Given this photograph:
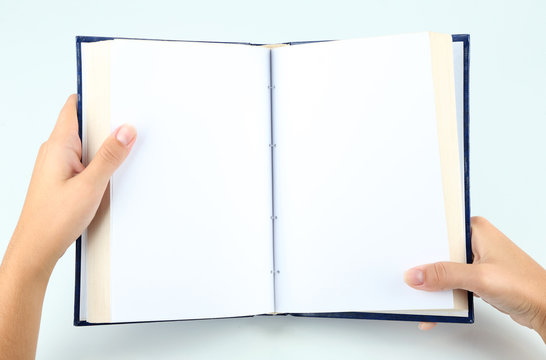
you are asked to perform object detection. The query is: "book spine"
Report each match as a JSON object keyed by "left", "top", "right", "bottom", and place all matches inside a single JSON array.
[{"left": 268, "top": 49, "right": 279, "bottom": 312}]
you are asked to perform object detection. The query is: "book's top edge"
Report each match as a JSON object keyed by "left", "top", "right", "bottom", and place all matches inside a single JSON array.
[
  {"left": 76, "top": 36, "right": 252, "bottom": 46},
  {"left": 452, "top": 34, "right": 470, "bottom": 43},
  {"left": 75, "top": 34, "right": 470, "bottom": 46},
  {"left": 76, "top": 36, "right": 115, "bottom": 43}
]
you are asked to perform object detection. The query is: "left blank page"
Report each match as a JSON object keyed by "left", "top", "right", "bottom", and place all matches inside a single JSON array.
[{"left": 106, "top": 40, "right": 273, "bottom": 322}]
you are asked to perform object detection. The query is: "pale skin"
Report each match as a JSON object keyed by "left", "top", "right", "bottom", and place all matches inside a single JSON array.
[
  {"left": 0, "top": 95, "right": 136, "bottom": 360},
  {"left": 0, "top": 96, "right": 544, "bottom": 359},
  {"left": 405, "top": 216, "right": 546, "bottom": 340}
]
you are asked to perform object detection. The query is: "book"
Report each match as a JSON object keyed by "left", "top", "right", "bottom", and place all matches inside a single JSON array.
[{"left": 74, "top": 32, "right": 472, "bottom": 326}]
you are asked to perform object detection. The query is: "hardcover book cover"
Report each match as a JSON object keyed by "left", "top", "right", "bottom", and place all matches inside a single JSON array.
[{"left": 74, "top": 34, "right": 472, "bottom": 326}]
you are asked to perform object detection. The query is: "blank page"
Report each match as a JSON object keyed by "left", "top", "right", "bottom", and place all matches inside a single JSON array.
[
  {"left": 108, "top": 40, "right": 273, "bottom": 322},
  {"left": 272, "top": 33, "right": 454, "bottom": 313}
]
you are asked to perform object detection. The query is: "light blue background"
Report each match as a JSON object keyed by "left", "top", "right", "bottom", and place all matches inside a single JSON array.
[{"left": 1, "top": 0, "right": 545, "bottom": 358}]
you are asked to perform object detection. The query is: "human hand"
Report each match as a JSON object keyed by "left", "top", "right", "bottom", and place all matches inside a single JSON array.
[
  {"left": 0, "top": 95, "right": 136, "bottom": 360},
  {"left": 404, "top": 216, "right": 546, "bottom": 341},
  {"left": 3, "top": 94, "right": 136, "bottom": 278},
  {"left": 0, "top": 94, "right": 136, "bottom": 360}
]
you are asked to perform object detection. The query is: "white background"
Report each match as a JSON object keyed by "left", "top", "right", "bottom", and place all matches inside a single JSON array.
[{"left": 0, "top": 0, "right": 545, "bottom": 358}]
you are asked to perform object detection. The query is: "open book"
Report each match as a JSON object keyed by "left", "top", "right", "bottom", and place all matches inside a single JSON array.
[{"left": 75, "top": 32, "right": 472, "bottom": 326}]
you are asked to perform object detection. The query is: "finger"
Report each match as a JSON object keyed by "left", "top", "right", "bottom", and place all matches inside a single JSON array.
[
  {"left": 80, "top": 124, "right": 137, "bottom": 191},
  {"left": 50, "top": 94, "right": 79, "bottom": 143},
  {"left": 404, "top": 261, "right": 481, "bottom": 293},
  {"left": 418, "top": 322, "right": 437, "bottom": 331}
]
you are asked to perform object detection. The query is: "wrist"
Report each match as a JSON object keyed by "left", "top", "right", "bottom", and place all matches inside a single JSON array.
[
  {"left": 2, "top": 230, "right": 56, "bottom": 285},
  {"left": 530, "top": 270, "right": 546, "bottom": 343},
  {"left": 533, "top": 309, "right": 546, "bottom": 343},
  {"left": 532, "top": 298, "right": 546, "bottom": 343}
]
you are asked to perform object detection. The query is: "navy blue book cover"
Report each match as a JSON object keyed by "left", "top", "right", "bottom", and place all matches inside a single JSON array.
[{"left": 74, "top": 34, "right": 472, "bottom": 326}]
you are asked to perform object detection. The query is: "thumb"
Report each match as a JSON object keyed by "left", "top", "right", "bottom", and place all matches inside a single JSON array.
[
  {"left": 82, "top": 124, "right": 137, "bottom": 189},
  {"left": 404, "top": 262, "right": 479, "bottom": 293}
]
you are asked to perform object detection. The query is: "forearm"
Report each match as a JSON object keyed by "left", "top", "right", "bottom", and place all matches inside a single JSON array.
[{"left": 0, "top": 235, "right": 53, "bottom": 360}]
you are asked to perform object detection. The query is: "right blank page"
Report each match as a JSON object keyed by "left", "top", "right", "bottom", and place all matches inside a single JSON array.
[{"left": 272, "top": 33, "right": 456, "bottom": 313}]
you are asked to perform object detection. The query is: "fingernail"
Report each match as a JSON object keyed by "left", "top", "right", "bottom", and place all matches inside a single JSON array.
[
  {"left": 404, "top": 268, "right": 424, "bottom": 286},
  {"left": 114, "top": 124, "right": 137, "bottom": 147}
]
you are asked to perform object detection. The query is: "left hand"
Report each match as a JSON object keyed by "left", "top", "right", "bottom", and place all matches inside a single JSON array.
[{"left": 5, "top": 94, "right": 137, "bottom": 276}]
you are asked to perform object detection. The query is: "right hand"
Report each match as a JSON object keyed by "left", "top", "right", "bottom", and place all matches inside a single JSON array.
[{"left": 404, "top": 216, "right": 546, "bottom": 342}]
